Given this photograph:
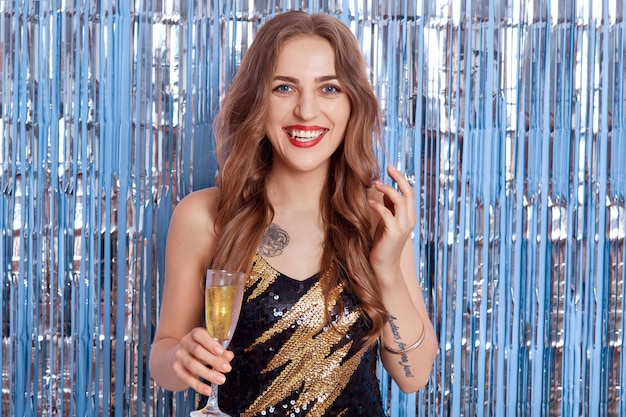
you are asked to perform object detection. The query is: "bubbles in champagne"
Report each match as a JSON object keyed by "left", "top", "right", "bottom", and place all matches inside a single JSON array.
[{"left": 206, "top": 285, "right": 240, "bottom": 342}]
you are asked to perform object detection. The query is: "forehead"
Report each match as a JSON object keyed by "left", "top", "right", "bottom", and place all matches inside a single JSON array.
[{"left": 274, "top": 36, "right": 337, "bottom": 76}]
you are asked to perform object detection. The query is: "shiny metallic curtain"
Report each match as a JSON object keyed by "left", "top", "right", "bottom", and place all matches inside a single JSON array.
[{"left": 1, "top": 0, "right": 624, "bottom": 416}]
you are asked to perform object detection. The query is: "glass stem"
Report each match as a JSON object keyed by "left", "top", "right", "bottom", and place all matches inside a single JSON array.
[{"left": 203, "top": 382, "right": 220, "bottom": 411}]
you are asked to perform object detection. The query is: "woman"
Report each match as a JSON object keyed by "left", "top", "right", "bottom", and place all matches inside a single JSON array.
[{"left": 149, "top": 10, "right": 437, "bottom": 416}]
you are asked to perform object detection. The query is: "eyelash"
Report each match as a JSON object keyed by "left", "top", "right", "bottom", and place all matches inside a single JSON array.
[
  {"left": 272, "top": 84, "right": 342, "bottom": 95},
  {"left": 273, "top": 84, "right": 292, "bottom": 93},
  {"left": 322, "top": 85, "right": 341, "bottom": 94}
]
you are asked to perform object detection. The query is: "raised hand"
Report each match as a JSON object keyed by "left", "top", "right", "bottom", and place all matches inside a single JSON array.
[{"left": 368, "top": 165, "right": 417, "bottom": 280}]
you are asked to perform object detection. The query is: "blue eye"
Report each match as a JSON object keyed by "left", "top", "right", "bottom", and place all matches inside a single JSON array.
[
  {"left": 273, "top": 84, "right": 292, "bottom": 93},
  {"left": 322, "top": 85, "right": 341, "bottom": 94}
]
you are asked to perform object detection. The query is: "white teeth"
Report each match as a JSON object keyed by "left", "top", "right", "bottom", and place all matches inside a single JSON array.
[{"left": 287, "top": 129, "right": 325, "bottom": 141}]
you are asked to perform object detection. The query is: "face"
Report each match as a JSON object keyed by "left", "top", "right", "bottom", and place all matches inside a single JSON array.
[{"left": 264, "top": 35, "right": 351, "bottom": 175}]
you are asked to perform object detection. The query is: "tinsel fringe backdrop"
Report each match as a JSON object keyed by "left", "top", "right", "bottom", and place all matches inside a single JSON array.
[{"left": 0, "top": 0, "right": 624, "bottom": 416}]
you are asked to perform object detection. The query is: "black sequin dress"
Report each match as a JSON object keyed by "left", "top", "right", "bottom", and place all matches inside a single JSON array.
[{"left": 218, "top": 254, "right": 386, "bottom": 417}]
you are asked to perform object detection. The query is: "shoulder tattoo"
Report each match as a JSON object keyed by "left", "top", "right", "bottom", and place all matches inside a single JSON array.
[{"left": 258, "top": 223, "right": 290, "bottom": 257}]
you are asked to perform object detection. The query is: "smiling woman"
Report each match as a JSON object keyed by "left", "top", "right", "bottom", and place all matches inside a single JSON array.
[
  {"left": 149, "top": 10, "right": 437, "bottom": 417},
  {"left": 3, "top": 1, "right": 623, "bottom": 416},
  {"left": 265, "top": 36, "right": 350, "bottom": 169}
]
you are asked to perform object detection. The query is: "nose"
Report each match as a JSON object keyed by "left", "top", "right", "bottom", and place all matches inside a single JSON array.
[{"left": 294, "top": 91, "right": 319, "bottom": 120}]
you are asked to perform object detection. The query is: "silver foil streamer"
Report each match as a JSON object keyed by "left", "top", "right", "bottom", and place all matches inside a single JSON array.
[{"left": 0, "top": 0, "right": 624, "bottom": 416}]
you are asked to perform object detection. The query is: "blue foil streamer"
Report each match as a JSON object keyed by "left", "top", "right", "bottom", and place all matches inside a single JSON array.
[{"left": 1, "top": 1, "right": 625, "bottom": 416}]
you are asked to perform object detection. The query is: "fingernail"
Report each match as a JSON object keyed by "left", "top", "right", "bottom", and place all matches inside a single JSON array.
[{"left": 216, "top": 374, "right": 226, "bottom": 384}]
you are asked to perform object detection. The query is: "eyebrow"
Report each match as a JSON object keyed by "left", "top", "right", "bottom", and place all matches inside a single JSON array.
[{"left": 273, "top": 75, "right": 339, "bottom": 83}]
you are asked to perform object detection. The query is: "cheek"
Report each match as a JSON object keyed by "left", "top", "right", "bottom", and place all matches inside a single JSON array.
[
  {"left": 268, "top": 95, "right": 293, "bottom": 112},
  {"left": 333, "top": 101, "right": 351, "bottom": 130},
  {"left": 265, "top": 107, "right": 282, "bottom": 131}
]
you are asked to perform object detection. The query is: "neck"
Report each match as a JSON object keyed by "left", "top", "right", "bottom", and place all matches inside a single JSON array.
[{"left": 266, "top": 166, "right": 328, "bottom": 209}]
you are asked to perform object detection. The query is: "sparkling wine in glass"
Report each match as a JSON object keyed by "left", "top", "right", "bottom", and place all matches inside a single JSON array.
[{"left": 190, "top": 269, "right": 246, "bottom": 417}]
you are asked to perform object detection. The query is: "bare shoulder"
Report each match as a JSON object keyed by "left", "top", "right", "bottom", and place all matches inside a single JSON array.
[
  {"left": 167, "top": 187, "right": 221, "bottom": 268},
  {"left": 171, "top": 187, "right": 220, "bottom": 225}
]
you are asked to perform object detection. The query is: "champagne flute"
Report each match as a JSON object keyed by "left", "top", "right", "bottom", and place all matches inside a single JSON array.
[{"left": 190, "top": 269, "right": 246, "bottom": 417}]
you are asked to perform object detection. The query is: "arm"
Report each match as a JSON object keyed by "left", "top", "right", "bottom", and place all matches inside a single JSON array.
[
  {"left": 149, "top": 187, "right": 233, "bottom": 396},
  {"left": 368, "top": 165, "right": 438, "bottom": 392}
]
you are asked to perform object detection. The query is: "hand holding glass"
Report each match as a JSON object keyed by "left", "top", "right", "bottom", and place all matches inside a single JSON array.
[{"left": 190, "top": 269, "right": 246, "bottom": 417}]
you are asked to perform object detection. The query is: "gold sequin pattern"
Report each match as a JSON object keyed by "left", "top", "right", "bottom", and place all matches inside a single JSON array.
[
  {"left": 241, "top": 256, "right": 369, "bottom": 417},
  {"left": 246, "top": 254, "right": 281, "bottom": 301}
]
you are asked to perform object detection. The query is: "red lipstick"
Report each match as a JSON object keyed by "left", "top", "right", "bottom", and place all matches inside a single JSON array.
[{"left": 283, "top": 125, "right": 327, "bottom": 148}]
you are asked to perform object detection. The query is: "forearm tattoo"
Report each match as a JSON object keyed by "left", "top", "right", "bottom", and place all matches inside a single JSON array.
[
  {"left": 387, "top": 314, "right": 415, "bottom": 378},
  {"left": 258, "top": 223, "right": 290, "bottom": 257}
]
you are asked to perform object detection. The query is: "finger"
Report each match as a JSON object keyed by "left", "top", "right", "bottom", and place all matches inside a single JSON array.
[
  {"left": 369, "top": 190, "right": 416, "bottom": 235},
  {"left": 375, "top": 176, "right": 412, "bottom": 204},
  {"left": 172, "top": 353, "right": 213, "bottom": 395},
  {"left": 382, "top": 167, "right": 417, "bottom": 218},
  {"left": 179, "top": 329, "right": 234, "bottom": 377},
  {"left": 194, "top": 364, "right": 228, "bottom": 386},
  {"left": 173, "top": 346, "right": 231, "bottom": 394},
  {"left": 373, "top": 181, "right": 402, "bottom": 204},
  {"left": 383, "top": 194, "right": 395, "bottom": 215},
  {"left": 386, "top": 165, "right": 415, "bottom": 198},
  {"left": 373, "top": 181, "right": 409, "bottom": 220},
  {"left": 368, "top": 199, "right": 401, "bottom": 231},
  {"left": 190, "top": 327, "right": 225, "bottom": 355},
  {"left": 187, "top": 344, "right": 233, "bottom": 373}
]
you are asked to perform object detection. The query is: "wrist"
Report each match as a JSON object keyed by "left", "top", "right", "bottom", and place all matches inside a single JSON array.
[
  {"left": 373, "top": 266, "right": 403, "bottom": 289},
  {"left": 380, "top": 319, "right": 426, "bottom": 355}
]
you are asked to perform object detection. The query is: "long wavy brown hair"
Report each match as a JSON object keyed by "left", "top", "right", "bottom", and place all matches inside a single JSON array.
[{"left": 210, "top": 11, "right": 386, "bottom": 344}]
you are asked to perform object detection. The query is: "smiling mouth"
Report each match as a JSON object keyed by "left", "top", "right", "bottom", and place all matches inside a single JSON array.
[{"left": 284, "top": 128, "right": 327, "bottom": 143}]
